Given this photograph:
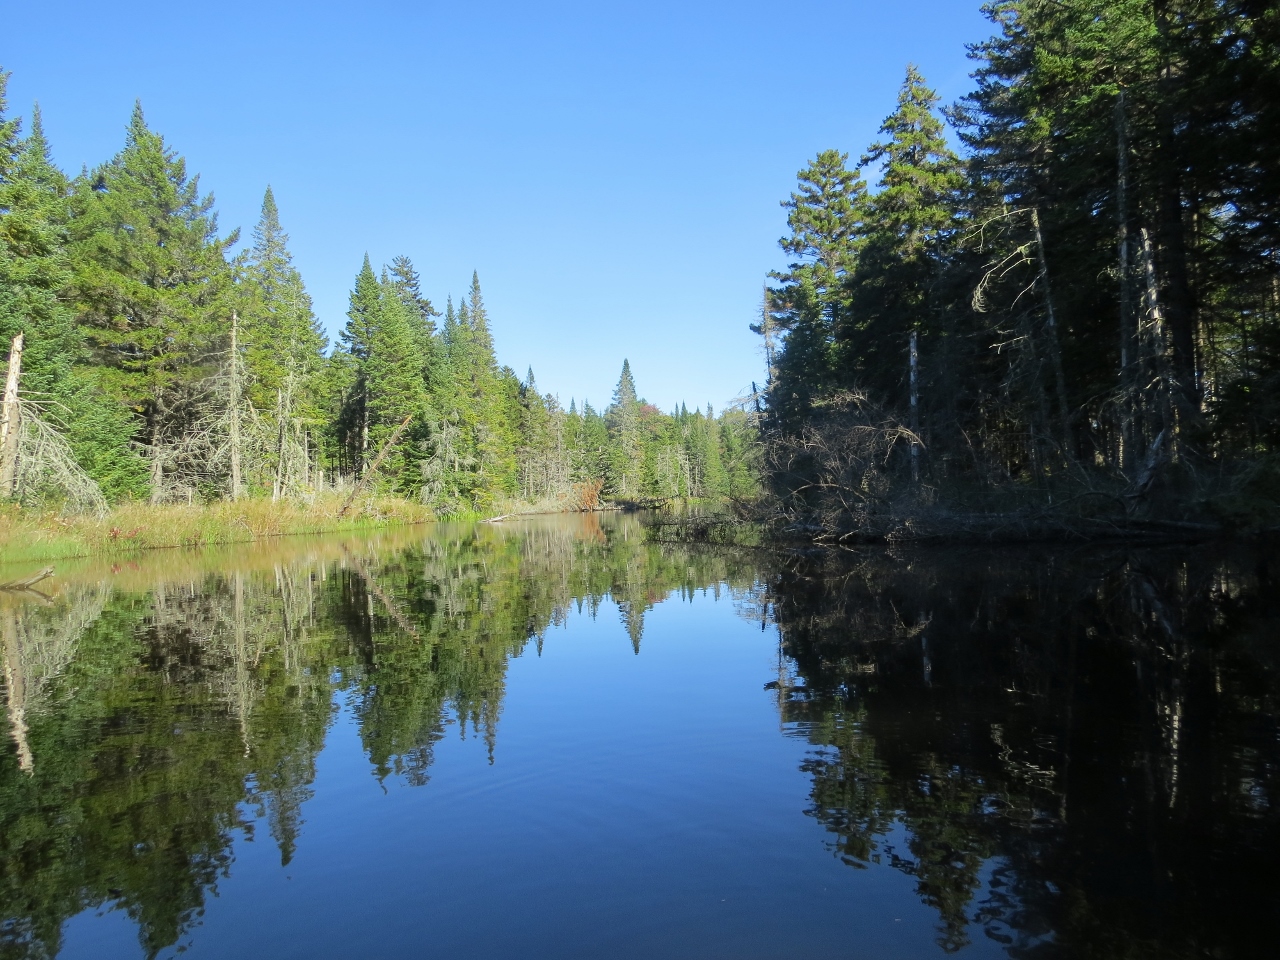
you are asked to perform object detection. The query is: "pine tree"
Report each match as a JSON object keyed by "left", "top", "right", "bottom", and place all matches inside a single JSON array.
[
  {"left": 465, "top": 270, "right": 495, "bottom": 365},
  {"left": 336, "top": 255, "right": 381, "bottom": 471},
  {"left": 840, "top": 66, "right": 962, "bottom": 406},
  {"left": 768, "top": 149, "right": 867, "bottom": 420},
  {"left": 241, "top": 187, "right": 326, "bottom": 412},
  {"left": 69, "top": 101, "right": 237, "bottom": 497},
  {"left": 0, "top": 98, "right": 147, "bottom": 501},
  {"left": 0, "top": 98, "right": 77, "bottom": 397},
  {"left": 365, "top": 273, "right": 427, "bottom": 492},
  {"left": 606, "top": 360, "right": 642, "bottom": 496},
  {"left": 387, "top": 254, "right": 439, "bottom": 384}
]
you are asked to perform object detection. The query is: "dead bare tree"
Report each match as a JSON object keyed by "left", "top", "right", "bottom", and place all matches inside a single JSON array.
[
  {"left": 12, "top": 399, "right": 108, "bottom": 514},
  {"left": 766, "top": 390, "right": 920, "bottom": 537},
  {"left": 0, "top": 333, "right": 24, "bottom": 497}
]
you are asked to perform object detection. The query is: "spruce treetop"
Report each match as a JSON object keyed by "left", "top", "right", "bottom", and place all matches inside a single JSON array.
[
  {"left": 778, "top": 149, "right": 867, "bottom": 286},
  {"left": 389, "top": 255, "right": 438, "bottom": 322},
  {"left": 612, "top": 359, "right": 638, "bottom": 409},
  {"left": 341, "top": 254, "right": 380, "bottom": 362},
  {"left": 467, "top": 271, "right": 495, "bottom": 359},
  {"left": 0, "top": 69, "right": 19, "bottom": 182},
  {"left": 17, "top": 104, "right": 66, "bottom": 193},
  {"left": 861, "top": 65, "right": 962, "bottom": 251}
]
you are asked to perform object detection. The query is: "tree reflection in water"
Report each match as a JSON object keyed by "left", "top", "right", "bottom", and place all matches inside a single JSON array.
[
  {"left": 1, "top": 528, "right": 1277, "bottom": 959},
  {"left": 0, "top": 515, "right": 757, "bottom": 959},
  {"left": 764, "top": 545, "right": 1280, "bottom": 957}
]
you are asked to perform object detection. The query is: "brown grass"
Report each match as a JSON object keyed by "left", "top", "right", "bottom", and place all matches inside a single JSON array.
[{"left": 0, "top": 494, "right": 434, "bottom": 568}]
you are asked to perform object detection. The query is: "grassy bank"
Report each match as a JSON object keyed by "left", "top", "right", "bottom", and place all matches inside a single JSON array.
[{"left": 0, "top": 495, "right": 434, "bottom": 566}]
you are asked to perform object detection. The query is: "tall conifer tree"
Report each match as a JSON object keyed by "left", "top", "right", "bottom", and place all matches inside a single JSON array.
[
  {"left": 69, "top": 102, "right": 237, "bottom": 495},
  {"left": 840, "top": 66, "right": 962, "bottom": 403},
  {"left": 337, "top": 254, "right": 381, "bottom": 470},
  {"left": 242, "top": 187, "right": 326, "bottom": 410}
]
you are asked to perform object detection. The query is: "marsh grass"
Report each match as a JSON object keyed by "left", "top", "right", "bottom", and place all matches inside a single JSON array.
[{"left": 0, "top": 495, "right": 434, "bottom": 566}]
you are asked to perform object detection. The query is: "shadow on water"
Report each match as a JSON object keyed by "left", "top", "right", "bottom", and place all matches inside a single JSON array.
[
  {"left": 0, "top": 517, "right": 1277, "bottom": 958},
  {"left": 761, "top": 543, "right": 1280, "bottom": 958}
]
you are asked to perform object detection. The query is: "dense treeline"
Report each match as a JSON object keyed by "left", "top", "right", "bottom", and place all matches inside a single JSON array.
[
  {"left": 0, "top": 85, "right": 756, "bottom": 514},
  {"left": 761, "top": 1, "right": 1280, "bottom": 533}
]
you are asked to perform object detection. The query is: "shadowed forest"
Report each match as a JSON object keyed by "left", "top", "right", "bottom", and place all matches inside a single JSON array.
[{"left": 757, "top": 2, "right": 1280, "bottom": 539}]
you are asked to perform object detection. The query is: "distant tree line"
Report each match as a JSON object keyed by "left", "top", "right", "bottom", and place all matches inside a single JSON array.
[
  {"left": 760, "top": 1, "right": 1280, "bottom": 531},
  {"left": 0, "top": 82, "right": 757, "bottom": 512}
]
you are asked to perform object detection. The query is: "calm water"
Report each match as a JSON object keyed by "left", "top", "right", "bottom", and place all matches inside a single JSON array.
[{"left": 1, "top": 515, "right": 1277, "bottom": 959}]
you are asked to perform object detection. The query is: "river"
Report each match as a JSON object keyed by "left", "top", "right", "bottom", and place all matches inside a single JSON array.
[{"left": 1, "top": 513, "right": 1276, "bottom": 958}]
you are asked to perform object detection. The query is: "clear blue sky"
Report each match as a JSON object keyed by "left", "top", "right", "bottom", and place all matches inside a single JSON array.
[{"left": 4, "top": 0, "right": 990, "bottom": 413}]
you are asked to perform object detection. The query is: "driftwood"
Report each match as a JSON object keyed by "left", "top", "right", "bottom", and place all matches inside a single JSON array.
[
  {"left": 0, "top": 567, "right": 54, "bottom": 591},
  {"left": 338, "top": 414, "right": 413, "bottom": 517}
]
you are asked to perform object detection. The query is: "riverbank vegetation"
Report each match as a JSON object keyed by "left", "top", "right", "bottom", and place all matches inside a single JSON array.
[
  {"left": 0, "top": 496, "right": 435, "bottom": 566},
  {"left": 0, "top": 77, "right": 757, "bottom": 521},
  {"left": 753, "top": 1, "right": 1280, "bottom": 541}
]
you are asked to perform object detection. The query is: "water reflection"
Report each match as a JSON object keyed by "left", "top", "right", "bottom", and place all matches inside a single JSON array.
[
  {"left": 762, "top": 546, "right": 1280, "bottom": 957},
  {"left": 0, "top": 524, "right": 1277, "bottom": 959},
  {"left": 0, "top": 515, "right": 758, "bottom": 958}
]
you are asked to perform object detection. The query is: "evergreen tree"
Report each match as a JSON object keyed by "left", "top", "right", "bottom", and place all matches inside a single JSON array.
[
  {"left": 387, "top": 254, "right": 439, "bottom": 384},
  {"left": 0, "top": 100, "right": 147, "bottom": 500},
  {"left": 839, "top": 66, "right": 962, "bottom": 406},
  {"left": 768, "top": 150, "right": 867, "bottom": 421},
  {"left": 336, "top": 255, "right": 381, "bottom": 471},
  {"left": 606, "top": 360, "right": 642, "bottom": 496},
  {"left": 68, "top": 101, "right": 237, "bottom": 496},
  {"left": 366, "top": 273, "right": 427, "bottom": 492},
  {"left": 0, "top": 98, "right": 77, "bottom": 398},
  {"left": 241, "top": 187, "right": 326, "bottom": 411}
]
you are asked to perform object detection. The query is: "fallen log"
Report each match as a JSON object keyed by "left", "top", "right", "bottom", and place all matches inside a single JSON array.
[
  {"left": 337, "top": 414, "right": 413, "bottom": 517},
  {"left": 0, "top": 567, "right": 53, "bottom": 591}
]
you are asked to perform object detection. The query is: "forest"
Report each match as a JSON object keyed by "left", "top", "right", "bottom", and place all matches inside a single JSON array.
[
  {"left": 0, "top": 83, "right": 756, "bottom": 516},
  {"left": 5, "top": 0, "right": 1280, "bottom": 540},
  {"left": 758, "top": 0, "right": 1280, "bottom": 538}
]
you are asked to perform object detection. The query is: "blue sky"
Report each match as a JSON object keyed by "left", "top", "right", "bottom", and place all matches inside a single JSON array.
[{"left": 4, "top": 0, "right": 990, "bottom": 412}]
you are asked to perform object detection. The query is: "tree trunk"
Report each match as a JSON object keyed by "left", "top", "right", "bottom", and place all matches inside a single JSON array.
[
  {"left": 149, "top": 425, "right": 165, "bottom": 505},
  {"left": 338, "top": 414, "right": 413, "bottom": 516},
  {"left": 273, "top": 389, "right": 286, "bottom": 503},
  {"left": 0, "top": 333, "right": 24, "bottom": 498},
  {"left": 2, "top": 608, "right": 33, "bottom": 774},
  {"left": 229, "top": 311, "right": 242, "bottom": 501},
  {"left": 1153, "top": 0, "right": 1201, "bottom": 424},
  {"left": 909, "top": 330, "right": 919, "bottom": 483},
  {"left": 1031, "top": 208, "right": 1072, "bottom": 452},
  {"left": 1139, "top": 227, "right": 1176, "bottom": 444},
  {"left": 1116, "top": 90, "right": 1137, "bottom": 472}
]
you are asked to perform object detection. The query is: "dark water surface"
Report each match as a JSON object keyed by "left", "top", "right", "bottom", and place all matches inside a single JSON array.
[{"left": 1, "top": 515, "right": 1277, "bottom": 959}]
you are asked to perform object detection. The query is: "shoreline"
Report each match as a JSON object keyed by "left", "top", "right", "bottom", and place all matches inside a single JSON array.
[
  {"left": 0, "top": 496, "right": 673, "bottom": 570},
  {"left": 0, "top": 496, "right": 435, "bottom": 568}
]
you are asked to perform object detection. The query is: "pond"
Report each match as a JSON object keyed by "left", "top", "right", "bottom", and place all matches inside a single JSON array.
[{"left": 1, "top": 514, "right": 1277, "bottom": 958}]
